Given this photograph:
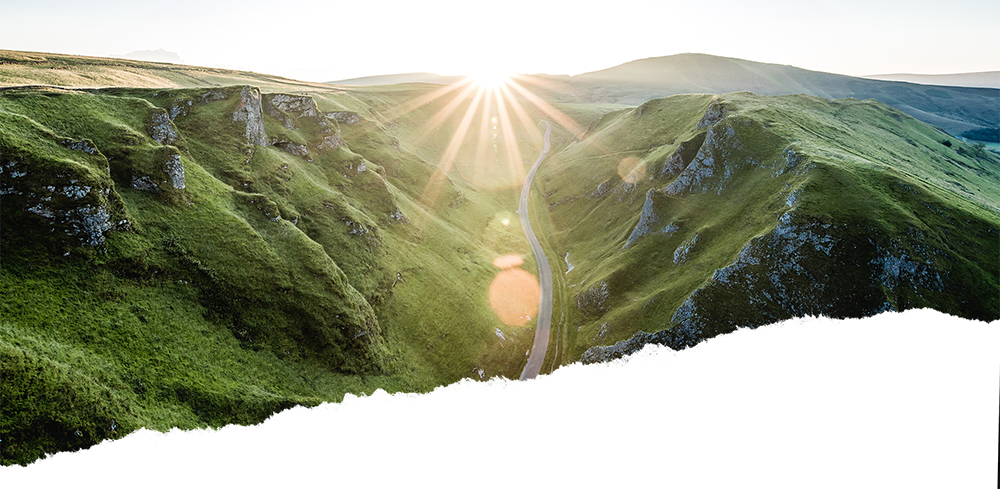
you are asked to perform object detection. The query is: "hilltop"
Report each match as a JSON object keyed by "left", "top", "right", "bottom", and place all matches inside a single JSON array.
[{"left": 548, "top": 53, "right": 999, "bottom": 136}]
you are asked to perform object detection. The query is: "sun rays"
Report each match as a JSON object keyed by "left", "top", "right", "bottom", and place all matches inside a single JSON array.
[{"left": 404, "top": 72, "right": 589, "bottom": 209}]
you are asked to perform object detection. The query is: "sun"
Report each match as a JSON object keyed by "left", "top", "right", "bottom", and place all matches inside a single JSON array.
[{"left": 467, "top": 69, "right": 512, "bottom": 88}]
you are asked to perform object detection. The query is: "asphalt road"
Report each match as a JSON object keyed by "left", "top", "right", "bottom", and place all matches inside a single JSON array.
[{"left": 519, "top": 120, "right": 553, "bottom": 381}]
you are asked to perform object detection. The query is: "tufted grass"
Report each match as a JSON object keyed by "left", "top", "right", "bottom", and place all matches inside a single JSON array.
[{"left": 1, "top": 79, "right": 541, "bottom": 465}]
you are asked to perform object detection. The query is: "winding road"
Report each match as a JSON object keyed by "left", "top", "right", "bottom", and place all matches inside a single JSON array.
[{"left": 519, "top": 120, "right": 553, "bottom": 381}]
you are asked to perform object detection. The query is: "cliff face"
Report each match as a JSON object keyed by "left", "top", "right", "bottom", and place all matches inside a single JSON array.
[{"left": 538, "top": 93, "right": 999, "bottom": 362}]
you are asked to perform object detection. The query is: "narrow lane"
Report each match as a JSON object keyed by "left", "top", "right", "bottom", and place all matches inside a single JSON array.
[{"left": 519, "top": 120, "right": 553, "bottom": 381}]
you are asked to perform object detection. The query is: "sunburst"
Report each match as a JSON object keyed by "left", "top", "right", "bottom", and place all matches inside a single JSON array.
[{"left": 372, "top": 68, "right": 608, "bottom": 212}]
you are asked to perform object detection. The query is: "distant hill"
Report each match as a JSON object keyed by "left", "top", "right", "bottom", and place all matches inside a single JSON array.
[
  {"left": 555, "top": 53, "right": 999, "bottom": 135},
  {"left": 328, "top": 73, "right": 467, "bottom": 86},
  {"left": 862, "top": 71, "right": 1000, "bottom": 89},
  {"left": 115, "top": 49, "right": 185, "bottom": 64},
  {"left": 0, "top": 49, "right": 338, "bottom": 93}
]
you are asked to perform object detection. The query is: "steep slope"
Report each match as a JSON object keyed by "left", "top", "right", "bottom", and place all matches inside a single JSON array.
[
  {"left": 0, "top": 81, "right": 541, "bottom": 464},
  {"left": 533, "top": 93, "right": 999, "bottom": 361},
  {"left": 559, "top": 53, "right": 999, "bottom": 136}
]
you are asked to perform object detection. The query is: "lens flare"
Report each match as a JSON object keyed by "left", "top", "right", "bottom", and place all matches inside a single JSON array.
[
  {"left": 403, "top": 73, "right": 603, "bottom": 207},
  {"left": 492, "top": 254, "right": 524, "bottom": 269},
  {"left": 489, "top": 268, "right": 540, "bottom": 326},
  {"left": 617, "top": 156, "right": 646, "bottom": 184}
]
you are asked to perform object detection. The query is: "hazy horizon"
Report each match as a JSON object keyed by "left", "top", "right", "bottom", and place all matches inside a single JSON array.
[{"left": 2, "top": 0, "right": 997, "bottom": 83}]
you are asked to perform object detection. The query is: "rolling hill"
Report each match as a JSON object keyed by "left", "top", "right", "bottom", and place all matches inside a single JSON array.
[
  {"left": 547, "top": 53, "right": 999, "bottom": 136},
  {"left": 328, "top": 73, "right": 468, "bottom": 86}
]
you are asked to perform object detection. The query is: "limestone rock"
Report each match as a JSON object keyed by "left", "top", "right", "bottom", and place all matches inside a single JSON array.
[
  {"left": 0, "top": 157, "right": 125, "bottom": 248},
  {"left": 149, "top": 109, "right": 179, "bottom": 145},
  {"left": 316, "top": 133, "right": 344, "bottom": 151},
  {"left": 60, "top": 138, "right": 99, "bottom": 155},
  {"left": 270, "top": 138, "right": 310, "bottom": 157},
  {"left": 128, "top": 147, "right": 186, "bottom": 194},
  {"left": 232, "top": 86, "right": 268, "bottom": 147},
  {"left": 326, "top": 111, "right": 361, "bottom": 125},
  {"left": 697, "top": 100, "right": 725, "bottom": 128},
  {"left": 576, "top": 280, "right": 610, "bottom": 317},
  {"left": 264, "top": 94, "right": 326, "bottom": 130},
  {"left": 623, "top": 189, "right": 679, "bottom": 249}
]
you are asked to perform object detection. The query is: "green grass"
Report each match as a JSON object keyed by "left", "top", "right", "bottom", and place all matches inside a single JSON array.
[
  {"left": 1, "top": 79, "right": 542, "bottom": 465},
  {"left": 4, "top": 52, "right": 998, "bottom": 466},
  {"left": 537, "top": 92, "right": 1000, "bottom": 357},
  {"left": 541, "top": 94, "right": 1000, "bottom": 355}
]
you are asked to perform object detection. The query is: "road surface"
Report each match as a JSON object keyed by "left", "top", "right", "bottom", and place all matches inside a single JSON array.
[{"left": 519, "top": 120, "right": 553, "bottom": 381}]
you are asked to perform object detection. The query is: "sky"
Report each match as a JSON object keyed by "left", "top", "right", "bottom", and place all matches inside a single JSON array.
[{"left": 1, "top": 0, "right": 998, "bottom": 82}]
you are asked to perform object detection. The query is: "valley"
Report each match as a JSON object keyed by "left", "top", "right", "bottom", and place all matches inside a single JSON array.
[{"left": 1, "top": 49, "right": 998, "bottom": 466}]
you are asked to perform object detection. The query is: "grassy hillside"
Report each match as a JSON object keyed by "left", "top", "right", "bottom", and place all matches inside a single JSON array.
[
  {"left": 1, "top": 68, "right": 546, "bottom": 464},
  {"left": 557, "top": 53, "right": 1000, "bottom": 136},
  {"left": 4, "top": 50, "right": 997, "bottom": 465},
  {"left": 533, "top": 92, "right": 999, "bottom": 361}
]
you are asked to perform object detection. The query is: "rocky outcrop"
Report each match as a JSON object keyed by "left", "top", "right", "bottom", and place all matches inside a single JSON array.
[
  {"left": 590, "top": 181, "right": 610, "bottom": 199},
  {"left": 672, "top": 233, "right": 698, "bottom": 264},
  {"left": 582, "top": 213, "right": 906, "bottom": 363},
  {"left": 1, "top": 155, "right": 126, "bottom": 248},
  {"left": 264, "top": 94, "right": 327, "bottom": 130},
  {"left": 169, "top": 99, "right": 192, "bottom": 120},
  {"left": 576, "top": 280, "right": 610, "bottom": 317},
  {"left": 316, "top": 133, "right": 344, "bottom": 151},
  {"left": 270, "top": 138, "right": 310, "bottom": 157},
  {"left": 127, "top": 147, "right": 186, "bottom": 194},
  {"left": 326, "top": 111, "right": 361, "bottom": 125},
  {"left": 60, "top": 138, "right": 98, "bottom": 155},
  {"left": 664, "top": 125, "right": 735, "bottom": 195},
  {"left": 623, "top": 189, "right": 679, "bottom": 249},
  {"left": 148, "top": 109, "right": 179, "bottom": 145},
  {"left": 697, "top": 100, "right": 725, "bottom": 128},
  {"left": 232, "top": 86, "right": 268, "bottom": 147},
  {"left": 659, "top": 132, "right": 706, "bottom": 177}
]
